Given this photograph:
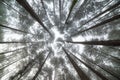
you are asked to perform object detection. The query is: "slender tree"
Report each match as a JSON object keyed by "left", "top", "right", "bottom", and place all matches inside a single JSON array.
[
  {"left": 69, "top": 51, "right": 109, "bottom": 80},
  {"left": 63, "top": 47, "right": 90, "bottom": 80},
  {"left": 0, "top": 24, "right": 34, "bottom": 35},
  {"left": 1, "top": 0, "right": 26, "bottom": 17},
  {"left": 81, "top": 54, "right": 120, "bottom": 80},
  {"left": 9, "top": 59, "right": 34, "bottom": 80},
  {"left": 67, "top": 39, "right": 120, "bottom": 46},
  {"left": 0, "top": 47, "right": 26, "bottom": 55},
  {"left": 16, "top": 0, "right": 53, "bottom": 37},
  {"left": 79, "top": 1, "right": 120, "bottom": 28},
  {"left": 72, "top": 14, "right": 120, "bottom": 36},
  {"left": 32, "top": 52, "right": 51, "bottom": 80},
  {"left": 65, "top": 0, "right": 78, "bottom": 24},
  {"left": 0, "top": 41, "right": 37, "bottom": 44}
]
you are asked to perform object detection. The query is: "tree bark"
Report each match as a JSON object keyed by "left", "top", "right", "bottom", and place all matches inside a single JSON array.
[
  {"left": 70, "top": 52, "right": 109, "bottom": 80},
  {"left": 16, "top": 0, "right": 53, "bottom": 37},
  {"left": 63, "top": 48, "right": 90, "bottom": 80},
  {"left": 67, "top": 40, "right": 120, "bottom": 46}
]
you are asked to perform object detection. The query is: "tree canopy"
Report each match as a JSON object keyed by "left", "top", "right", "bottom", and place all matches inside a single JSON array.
[{"left": 0, "top": 0, "right": 120, "bottom": 80}]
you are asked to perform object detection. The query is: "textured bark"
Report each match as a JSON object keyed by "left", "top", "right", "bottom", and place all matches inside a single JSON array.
[
  {"left": 16, "top": 0, "right": 53, "bottom": 37},
  {"left": 67, "top": 40, "right": 120, "bottom": 46},
  {"left": 63, "top": 48, "right": 90, "bottom": 80}
]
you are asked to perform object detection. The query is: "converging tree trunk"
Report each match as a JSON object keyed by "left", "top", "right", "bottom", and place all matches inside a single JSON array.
[
  {"left": 81, "top": 54, "right": 120, "bottom": 80},
  {"left": 16, "top": 0, "right": 53, "bottom": 37},
  {"left": 72, "top": 14, "right": 120, "bottom": 36},
  {"left": 0, "top": 24, "right": 34, "bottom": 35},
  {"left": 32, "top": 52, "right": 51, "bottom": 80},
  {"left": 0, "top": 47, "right": 26, "bottom": 55},
  {"left": 69, "top": 51, "right": 109, "bottom": 80},
  {"left": 67, "top": 40, "right": 120, "bottom": 46},
  {"left": 63, "top": 48, "right": 90, "bottom": 80},
  {"left": 79, "top": 1, "right": 120, "bottom": 28}
]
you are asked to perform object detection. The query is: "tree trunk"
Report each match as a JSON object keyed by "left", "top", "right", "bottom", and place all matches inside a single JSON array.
[
  {"left": 32, "top": 52, "right": 51, "bottom": 80},
  {"left": 70, "top": 52, "right": 109, "bottom": 80},
  {"left": 95, "top": 48, "right": 120, "bottom": 62},
  {"left": 0, "top": 47, "right": 26, "bottom": 55},
  {"left": 80, "top": 1, "right": 120, "bottom": 28},
  {"left": 16, "top": 0, "right": 53, "bottom": 37},
  {"left": 10, "top": 59, "right": 34, "bottom": 80},
  {"left": 63, "top": 48, "right": 90, "bottom": 80},
  {"left": 2, "top": 0, "right": 26, "bottom": 17},
  {"left": 0, "top": 41, "right": 42, "bottom": 44},
  {"left": 81, "top": 54, "right": 120, "bottom": 80},
  {"left": 65, "top": 0, "right": 78, "bottom": 24},
  {"left": 72, "top": 14, "right": 120, "bottom": 36},
  {"left": 0, "top": 24, "right": 33, "bottom": 35},
  {"left": 67, "top": 40, "right": 120, "bottom": 46}
]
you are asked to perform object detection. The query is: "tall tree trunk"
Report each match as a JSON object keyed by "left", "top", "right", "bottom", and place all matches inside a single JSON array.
[
  {"left": 69, "top": 51, "right": 109, "bottom": 80},
  {"left": 79, "top": 1, "right": 120, "bottom": 28},
  {"left": 32, "top": 52, "right": 51, "bottom": 80},
  {"left": 10, "top": 59, "right": 34, "bottom": 80},
  {"left": 67, "top": 40, "right": 120, "bottom": 46},
  {"left": 95, "top": 48, "right": 120, "bottom": 62},
  {"left": 0, "top": 47, "right": 26, "bottom": 55},
  {"left": 0, "top": 56, "right": 26, "bottom": 70},
  {"left": 107, "top": 46, "right": 120, "bottom": 52},
  {"left": 65, "top": 0, "right": 78, "bottom": 24},
  {"left": 72, "top": 14, "right": 120, "bottom": 36},
  {"left": 1, "top": 0, "right": 26, "bottom": 17},
  {"left": 16, "top": 0, "right": 53, "bottom": 37},
  {"left": 0, "top": 41, "right": 43, "bottom": 44},
  {"left": 9, "top": 50, "right": 45, "bottom": 80},
  {"left": 63, "top": 48, "right": 90, "bottom": 80},
  {"left": 0, "top": 24, "right": 34, "bottom": 35},
  {"left": 67, "top": 0, "right": 89, "bottom": 24},
  {"left": 41, "top": 0, "right": 53, "bottom": 26},
  {"left": 81, "top": 54, "right": 120, "bottom": 80}
]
